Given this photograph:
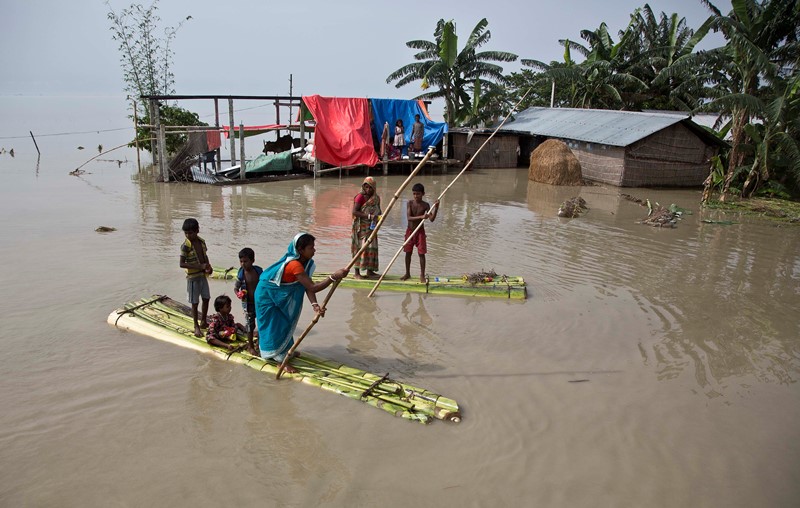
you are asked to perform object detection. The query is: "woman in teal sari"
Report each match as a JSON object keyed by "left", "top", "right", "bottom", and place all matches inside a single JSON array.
[{"left": 254, "top": 233, "right": 348, "bottom": 373}]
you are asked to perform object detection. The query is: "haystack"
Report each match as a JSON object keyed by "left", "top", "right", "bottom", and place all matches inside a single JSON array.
[{"left": 529, "top": 139, "right": 583, "bottom": 185}]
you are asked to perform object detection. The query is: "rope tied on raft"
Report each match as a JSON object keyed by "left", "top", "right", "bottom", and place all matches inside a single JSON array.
[
  {"left": 360, "top": 372, "right": 391, "bottom": 399},
  {"left": 114, "top": 295, "right": 167, "bottom": 325}
]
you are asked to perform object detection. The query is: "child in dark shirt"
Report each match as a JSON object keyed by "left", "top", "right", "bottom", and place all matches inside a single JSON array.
[{"left": 234, "top": 247, "right": 262, "bottom": 355}]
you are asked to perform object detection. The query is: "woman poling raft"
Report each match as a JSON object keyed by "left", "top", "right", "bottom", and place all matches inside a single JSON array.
[{"left": 254, "top": 232, "right": 348, "bottom": 374}]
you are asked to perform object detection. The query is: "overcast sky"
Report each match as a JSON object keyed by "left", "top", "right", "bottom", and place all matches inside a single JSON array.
[{"left": 1, "top": 0, "right": 731, "bottom": 119}]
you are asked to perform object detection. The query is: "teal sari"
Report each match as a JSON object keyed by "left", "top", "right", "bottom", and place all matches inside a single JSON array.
[{"left": 255, "top": 233, "right": 316, "bottom": 361}]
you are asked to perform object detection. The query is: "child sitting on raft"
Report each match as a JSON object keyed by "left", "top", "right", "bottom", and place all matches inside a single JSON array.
[{"left": 206, "top": 295, "right": 246, "bottom": 351}]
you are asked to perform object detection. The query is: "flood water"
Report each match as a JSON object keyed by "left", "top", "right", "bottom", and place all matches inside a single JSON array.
[{"left": 1, "top": 97, "right": 799, "bottom": 507}]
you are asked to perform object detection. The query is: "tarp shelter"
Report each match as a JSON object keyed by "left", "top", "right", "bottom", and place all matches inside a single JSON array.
[
  {"left": 301, "top": 96, "right": 449, "bottom": 168},
  {"left": 245, "top": 151, "right": 293, "bottom": 174},
  {"left": 302, "top": 96, "right": 378, "bottom": 167},
  {"left": 370, "top": 99, "right": 447, "bottom": 152}
]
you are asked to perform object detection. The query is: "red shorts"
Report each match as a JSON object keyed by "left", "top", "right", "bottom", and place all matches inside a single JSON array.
[{"left": 403, "top": 228, "right": 427, "bottom": 254}]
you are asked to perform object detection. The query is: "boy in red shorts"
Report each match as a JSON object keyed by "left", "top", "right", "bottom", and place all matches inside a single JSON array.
[{"left": 401, "top": 183, "right": 439, "bottom": 283}]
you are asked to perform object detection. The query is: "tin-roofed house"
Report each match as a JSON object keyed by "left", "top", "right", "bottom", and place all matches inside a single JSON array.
[{"left": 502, "top": 107, "right": 726, "bottom": 187}]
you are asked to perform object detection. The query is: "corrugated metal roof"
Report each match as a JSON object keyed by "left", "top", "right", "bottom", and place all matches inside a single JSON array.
[{"left": 501, "top": 107, "right": 690, "bottom": 147}]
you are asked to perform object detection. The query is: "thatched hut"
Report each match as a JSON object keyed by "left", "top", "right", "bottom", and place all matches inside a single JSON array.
[
  {"left": 504, "top": 108, "right": 727, "bottom": 187},
  {"left": 528, "top": 139, "right": 583, "bottom": 185}
]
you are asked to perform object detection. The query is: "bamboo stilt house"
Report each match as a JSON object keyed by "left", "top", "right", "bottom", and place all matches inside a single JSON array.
[{"left": 449, "top": 128, "right": 520, "bottom": 169}]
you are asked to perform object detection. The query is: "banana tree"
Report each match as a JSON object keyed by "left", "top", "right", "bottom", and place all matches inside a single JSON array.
[{"left": 386, "top": 18, "right": 517, "bottom": 126}]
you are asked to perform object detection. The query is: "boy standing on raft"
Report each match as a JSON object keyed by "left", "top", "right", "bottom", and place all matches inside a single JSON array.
[
  {"left": 401, "top": 183, "right": 439, "bottom": 283},
  {"left": 179, "top": 218, "right": 213, "bottom": 337},
  {"left": 234, "top": 247, "right": 262, "bottom": 356}
]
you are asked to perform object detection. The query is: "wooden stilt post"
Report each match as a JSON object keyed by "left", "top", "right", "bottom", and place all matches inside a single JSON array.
[
  {"left": 158, "top": 123, "right": 168, "bottom": 181},
  {"left": 228, "top": 98, "right": 236, "bottom": 166},
  {"left": 132, "top": 100, "right": 141, "bottom": 173},
  {"left": 148, "top": 99, "right": 157, "bottom": 158},
  {"left": 239, "top": 123, "right": 246, "bottom": 180},
  {"left": 214, "top": 98, "right": 221, "bottom": 170}
]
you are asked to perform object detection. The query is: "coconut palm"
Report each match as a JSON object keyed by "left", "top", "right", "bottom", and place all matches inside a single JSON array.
[{"left": 386, "top": 19, "right": 518, "bottom": 126}]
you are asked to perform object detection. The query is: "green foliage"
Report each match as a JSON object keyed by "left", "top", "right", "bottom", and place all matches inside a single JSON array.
[
  {"left": 135, "top": 104, "right": 208, "bottom": 155},
  {"left": 511, "top": 0, "right": 798, "bottom": 203},
  {"left": 519, "top": 22, "right": 648, "bottom": 109},
  {"left": 106, "top": 1, "right": 190, "bottom": 99},
  {"left": 387, "top": 18, "right": 518, "bottom": 126},
  {"left": 697, "top": 0, "right": 800, "bottom": 198},
  {"left": 107, "top": 1, "right": 203, "bottom": 155}
]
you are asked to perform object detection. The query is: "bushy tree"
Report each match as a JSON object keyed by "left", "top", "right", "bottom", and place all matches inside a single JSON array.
[{"left": 107, "top": 1, "right": 205, "bottom": 154}]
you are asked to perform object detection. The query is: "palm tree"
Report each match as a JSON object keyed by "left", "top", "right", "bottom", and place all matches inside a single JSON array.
[
  {"left": 698, "top": 0, "right": 799, "bottom": 200},
  {"left": 386, "top": 19, "right": 518, "bottom": 126},
  {"left": 625, "top": 4, "right": 713, "bottom": 110},
  {"left": 522, "top": 22, "right": 647, "bottom": 109}
]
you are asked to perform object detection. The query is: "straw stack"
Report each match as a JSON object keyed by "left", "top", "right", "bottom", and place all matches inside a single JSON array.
[{"left": 528, "top": 139, "right": 583, "bottom": 185}]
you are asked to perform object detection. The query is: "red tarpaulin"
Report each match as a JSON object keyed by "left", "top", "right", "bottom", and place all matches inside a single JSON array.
[{"left": 302, "top": 95, "right": 378, "bottom": 167}]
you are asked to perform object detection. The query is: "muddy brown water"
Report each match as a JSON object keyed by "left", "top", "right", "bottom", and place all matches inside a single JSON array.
[{"left": 1, "top": 106, "right": 798, "bottom": 507}]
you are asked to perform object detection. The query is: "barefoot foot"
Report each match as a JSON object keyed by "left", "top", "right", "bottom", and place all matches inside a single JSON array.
[
  {"left": 400, "top": 274, "right": 411, "bottom": 281},
  {"left": 194, "top": 326, "right": 203, "bottom": 338}
]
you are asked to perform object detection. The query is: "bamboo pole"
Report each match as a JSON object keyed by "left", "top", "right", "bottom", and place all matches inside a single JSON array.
[
  {"left": 367, "top": 89, "right": 532, "bottom": 297},
  {"left": 29, "top": 131, "right": 41, "bottom": 155},
  {"left": 276, "top": 147, "right": 436, "bottom": 379},
  {"left": 70, "top": 141, "right": 136, "bottom": 174}
]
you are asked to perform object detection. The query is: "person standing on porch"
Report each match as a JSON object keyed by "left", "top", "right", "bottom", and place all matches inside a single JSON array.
[
  {"left": 393, "top": 119, "right": 405, "bottom": 157},
  {"left": 410, "top": 114, "right": 424, "bottom": 155}
]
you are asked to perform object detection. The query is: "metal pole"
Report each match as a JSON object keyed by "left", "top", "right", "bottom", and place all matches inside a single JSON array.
[{"left": 550, "top": 80, "right": 555, "bottom": 108}]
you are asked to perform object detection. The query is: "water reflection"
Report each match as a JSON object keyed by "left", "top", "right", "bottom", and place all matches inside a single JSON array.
[
  {"left": 345, "top": 290, "right": 380, "bottom": 355},
  {"left": 185, "top": 359, "right": 349, "bottom": 503}
]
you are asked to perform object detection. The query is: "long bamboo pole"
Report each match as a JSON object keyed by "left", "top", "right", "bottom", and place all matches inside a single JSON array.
[
  {"left": 276, "top": 146, "right": 435, "bottom": 378},
  {"left": 367, "top": 90, "right": 532, "bottom": 297}
]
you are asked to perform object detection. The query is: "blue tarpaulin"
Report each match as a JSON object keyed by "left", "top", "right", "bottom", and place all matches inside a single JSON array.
[{"left": 370, "top": 99, "right": 447, "bottom": 152}]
